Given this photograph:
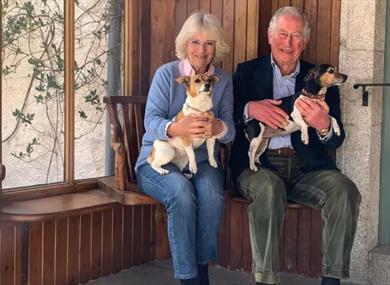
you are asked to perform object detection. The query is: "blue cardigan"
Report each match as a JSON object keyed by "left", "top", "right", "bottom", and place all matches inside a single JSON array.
[{"left": 135, "top": 60, "right": 236, "bottom": 170}]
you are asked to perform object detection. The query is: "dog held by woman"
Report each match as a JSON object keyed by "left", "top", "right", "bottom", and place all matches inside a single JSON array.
[
  {"left": 147, "top": 74, "right": 220, "bottom": 175},
  {"left": 245, "top": 64, "right": 347, "bottom": 171}
]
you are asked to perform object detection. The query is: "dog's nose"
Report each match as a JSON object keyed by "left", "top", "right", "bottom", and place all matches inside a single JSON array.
[{"left": 205, "top": 83, "right": 210, "bottom": 89}]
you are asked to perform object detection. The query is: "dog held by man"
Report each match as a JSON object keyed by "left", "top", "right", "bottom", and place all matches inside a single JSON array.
[{"left": 245, "top": 64, "right": 348, "bottom": 171}]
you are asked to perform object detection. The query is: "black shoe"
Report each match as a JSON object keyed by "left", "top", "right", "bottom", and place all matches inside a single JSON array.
[
  {"left": 256, "top": 282, "right": 272, "bottom": 285},
  {"left": 197, "top": 264, "right": 209, "bottom": 285},
  {"left": 180, "top": 277, "right": 200, "bottom": 285},
  {"left": 321, "top": 276, "right": 340, "bottom": 285}
]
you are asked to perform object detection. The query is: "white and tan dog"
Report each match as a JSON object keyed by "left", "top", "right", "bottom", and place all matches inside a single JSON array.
[{"left": 147, "top": 74, "right": 220, "bottom": 175}]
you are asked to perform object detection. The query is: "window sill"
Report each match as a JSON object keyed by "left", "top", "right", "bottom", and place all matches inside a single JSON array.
[{"left": 0, "top": 189, "right": 116, "bottom": 222}]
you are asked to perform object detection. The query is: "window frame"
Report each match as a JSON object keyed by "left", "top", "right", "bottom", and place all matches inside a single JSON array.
[{"left": 0, "top": 0, "right": 134, "bottom": 200}]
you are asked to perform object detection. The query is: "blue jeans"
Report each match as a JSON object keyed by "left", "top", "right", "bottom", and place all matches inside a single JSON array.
[{"left": 136, "top": 161, "right": 225, "bottom": 279}]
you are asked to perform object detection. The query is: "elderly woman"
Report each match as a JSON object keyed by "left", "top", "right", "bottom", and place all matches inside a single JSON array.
[{"left": 135, "top": 12, "right": 235, "bottom": 285}]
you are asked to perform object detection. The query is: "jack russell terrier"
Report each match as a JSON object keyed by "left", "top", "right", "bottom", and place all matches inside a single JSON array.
[
  {"left": 245, "top": 64, "right": 348, "bottom": 171},
  {"left": 147, "top": 74, "right": 219, "bottom": 175}
]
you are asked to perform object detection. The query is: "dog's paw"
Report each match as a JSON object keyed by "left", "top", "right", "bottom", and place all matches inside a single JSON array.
[
  {"left": 301, "top": 134, "right": 309, "bottom": 145},
  {"left": 249, "top": 163, "right": 258, "bottom": 172},
  {"left": 209, "top": 158, "right": 218, "bottom": 168},
  {"left": 156, "top": 168, "right": 170, "bottom": 175},
  {"left": 189, "top": 163, "right": 198, "bottom": 174}
]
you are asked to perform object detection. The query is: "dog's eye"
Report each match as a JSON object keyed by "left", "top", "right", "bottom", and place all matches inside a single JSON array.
[
  {"left": 328, "top": 68, "right": 335, "bottom": 74},
  {"left": 194, "top": 79, "right": 201, "bottom": 83}
]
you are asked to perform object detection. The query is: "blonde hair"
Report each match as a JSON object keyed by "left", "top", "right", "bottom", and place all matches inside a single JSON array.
[
  {"left": 268, "top": 6, "right": 311, "bottom": 40},
  {"left": 175, "top": 12, "right": 229, "bottom": 63}
]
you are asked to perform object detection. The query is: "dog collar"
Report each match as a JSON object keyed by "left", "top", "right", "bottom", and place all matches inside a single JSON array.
[
  {"left": 302, "top": 89, "right": 326, "bottom": 100},
  {"left": 184, "top": 102, "right": 212, "bottom": 113}
]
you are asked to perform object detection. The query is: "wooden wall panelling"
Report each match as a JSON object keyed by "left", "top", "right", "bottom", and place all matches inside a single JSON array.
[
  {"left": 246, "top": 0, "right": 259, "bottom": 61},
  {"left": 211, "top": 0, "right": 223, "bottom": 24},
  {"left": 68, "top": 215, "right": 80, "bottom": 285},
  {"left": 150, "top": 0, "right": 176, "bottom": 77},
  {"left": 140, "top": 0, "right": 152, "bottom": 97},
  {"left": 175, "top": 0, "right": 188, "bottom": 38},
  {"left": 199, "top": 0, "right": 210, "bottom": 12},
  {"left": 43, "top": 220, "right": 55, "bottom": 285},
  {"left": 15, "top": 224, "right": 24, "bottom": 285},
  {"left": 128, "top": 0, "right": 141, "bottom": 97},
  {"left": 132, "top": 205, "right": 143, "bottom": 265},
  {"left": 310, "top": 209, "right": 322, "bottom": 276},
  {"left": 284, "top": 208, "right": 298, "bottom": 273},
  {"left": 1, "top": 224, "right": 17, "bottom": 285},
  {"left": 296, "top": 208, "right": 311, "bottom": 275},
  {"left": 303, "top": 0, "right": 318, "bottom": 63},
  {"left": 291, "top": 0, "right": 304, "bottom": 11},
  {"left": 187, "top": 0, "right": 199, "bottom": 14},
  {"left": 154, "top": 204, "right": 170, "bottom": 260},
  {"left": 102, "top": 209, "right": 113, "bottom": 276},
  {"left": 122, "top": 206, "right": 133, "bottom": 268},
  {"left": 258, "top": 0, "right": 272, "bottom": 58},
  {"left": 316, "top": 0, "right": 332, "bottom": 64},
  {"left": 279, "top": 216, "right": 286, "bottom": 272},
  {"left": 229, "top": 200, "right": 243, "bottom": 270},
  {"left": 79, "top": 213, "right": 92, "bottom": 283},
  {"left": 91, "top": 211, "right": 102, "bottom": 279},
  {"left": 241, "top": 205, "right": 252, "bottom": 272},
  {"left": 234, "top": 0, "right": 248, "bottom": 69},
  {"left": 222, "top": 0, "right": 235, "bottom": 73},
  {"left": 29, "top": 222, "right": 43, "bottom": 285},
  {"left": 112, "top": 206, "right": 123, "bottom": 273},
  {"left": 56, "top": 218, "right": 68, "bottom": 285},
  {"left": 329, "top": 0, "right": 341, "bottom": 67},
  {"left": 141, "top": 205, "right": 152, "bottom": 263},
  {"left": 218, "top": 195, "right": 231, "bottom": 267}
]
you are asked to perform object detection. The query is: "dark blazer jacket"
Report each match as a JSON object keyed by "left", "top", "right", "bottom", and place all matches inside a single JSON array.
[{"left": 230, "top": 55, "right": 346, "bottom": 183}]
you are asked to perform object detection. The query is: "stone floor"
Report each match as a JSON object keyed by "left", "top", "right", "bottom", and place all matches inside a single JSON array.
[{"left": 87, "top": 259, "right": 359, "bottom": 285}]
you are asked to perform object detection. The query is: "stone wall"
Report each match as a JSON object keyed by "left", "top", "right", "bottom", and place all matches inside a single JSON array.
[{"left": 338, "top": 0, "right": 387, "bottom": 284}]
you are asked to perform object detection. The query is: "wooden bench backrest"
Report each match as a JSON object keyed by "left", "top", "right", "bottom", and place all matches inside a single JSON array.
[{"left": 104, "top": 95, "right": 147, "bottom": 191}]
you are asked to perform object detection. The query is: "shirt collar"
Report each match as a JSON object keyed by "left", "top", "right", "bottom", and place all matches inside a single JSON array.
[
  {"left": 270, "top": 54, "right": 300, "bottom": 78},
  {"left": 178, "top": 58, "right": 215, "bottom": 76}
]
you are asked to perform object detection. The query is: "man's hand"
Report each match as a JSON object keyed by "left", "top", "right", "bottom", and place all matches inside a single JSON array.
[
  {"left": 248, "top": 99, "right": 289, "bottom": 129},
  {"left": 295, "top": 97, "right": 330, "bottom": 130}
]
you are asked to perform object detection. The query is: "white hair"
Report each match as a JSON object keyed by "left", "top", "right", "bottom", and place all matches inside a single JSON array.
[
  {"left": 175, "top": 12, "right": 229, "bottom": 63},
  {"left": 268, "top": 6, "right": 311, "bottom": 40}
]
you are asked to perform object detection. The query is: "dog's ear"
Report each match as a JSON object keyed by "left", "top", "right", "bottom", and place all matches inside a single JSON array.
[
  {"left": 303, "top": 68, "right": 317, "bottom": 82},
  {"left": 176, "top": 76, "right": 190, "bottom": 87},
  {"left": 209, "top": 75, "right": 220, "bottom": 84}
]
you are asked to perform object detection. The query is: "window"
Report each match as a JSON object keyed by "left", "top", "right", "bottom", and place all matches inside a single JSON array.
[{"left": 1, "top": 0, "right": 124, "bottom": 190}]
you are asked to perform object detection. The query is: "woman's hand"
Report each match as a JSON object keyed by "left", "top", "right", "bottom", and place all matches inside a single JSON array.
[
  {"left": 167, "top": 114, "right": 222, "bottom": 139},
  {"left": 202, "top": 116, "right": 223, "bottom": 138},
  {"left": 167, "top": 114, "right": 208, "bottom": 138}
]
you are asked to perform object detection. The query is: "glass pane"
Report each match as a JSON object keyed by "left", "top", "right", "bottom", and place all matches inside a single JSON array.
[
  {"left": 74, "top": 0, "right": 123, "bottom": 179},
  {"left": 2, "top": 0, "right": 65, "bottom": 189}
]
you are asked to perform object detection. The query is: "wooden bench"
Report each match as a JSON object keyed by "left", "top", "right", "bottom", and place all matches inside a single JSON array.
[{"left": 102, "top": 95, "right": 323, "bottom": 278}]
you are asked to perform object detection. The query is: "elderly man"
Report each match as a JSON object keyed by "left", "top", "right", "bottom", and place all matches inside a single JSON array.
[{"left": 230, "top": 6, "right": 361, "bottom": 285}]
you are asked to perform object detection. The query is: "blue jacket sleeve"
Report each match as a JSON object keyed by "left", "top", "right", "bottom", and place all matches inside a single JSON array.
[
  {"left": 216, "top": 76, "right": 236, "bottom": 144},
  {"left": 143, "top": 67, "right": 173, "bottom": 141}
]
